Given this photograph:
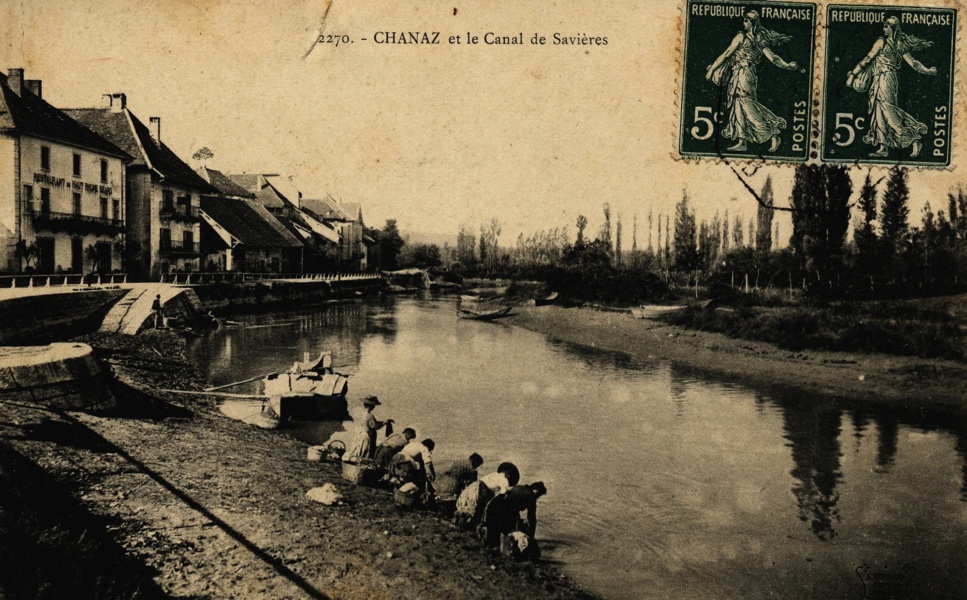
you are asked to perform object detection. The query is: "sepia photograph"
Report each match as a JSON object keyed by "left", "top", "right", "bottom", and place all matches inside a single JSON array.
[{"left": 1, "top": 1, "right": 965, "bottom": 598}]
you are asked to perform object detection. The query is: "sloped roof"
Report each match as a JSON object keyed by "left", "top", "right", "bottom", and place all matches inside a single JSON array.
[
  {"left": 65, "top": 107, "right": 216, "bottom": 192},
  {"left": 197, "top": 166, "right": 256, "bottom": 198},
  {"left": 200, "top": 196, "right": 302, "bottom": 248},
  {"left": 302, "top": 196, "right": 349, "bottom": 220},
  {"left": 0, "top": 73, "right": 130, "bottom": 159},
  {"left": 226, "top": 173, "right": 261, "bottom": 192},
  {"left": 296, "top": 209, "right": 341, "bottom": 243},
  {"left": 342, "top": 202, "right": 362, "bottom": 222},
  {"left": 225, "top": 174, "right": 289, "bottom": 209}
]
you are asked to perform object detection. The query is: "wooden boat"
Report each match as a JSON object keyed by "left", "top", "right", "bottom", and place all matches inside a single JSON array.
[
  {"left": 457, "top": 306, "right": 515, "bottom": 321},
  {"left": 630, "top": 305, "right": 686, "bottom": 320},
  {"left": 261, "top": 351, "right": 349, "bottom": 420},
  {"left": 534, "top": 291, "right": 559, "bottom": 306}
]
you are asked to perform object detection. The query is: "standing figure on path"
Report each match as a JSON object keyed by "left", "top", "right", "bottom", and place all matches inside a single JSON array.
[
  {"left": 847, "top": 16, "right": 937, "bottom": 158},
  {"left": 706, "top": 10, "right": 798, "bottom": 153},
  {"left": 343, "top": 396, "right": 392, "bottom": 463},
  {"left": 151, "top": 294, "right": 163, "bottom": 328}
]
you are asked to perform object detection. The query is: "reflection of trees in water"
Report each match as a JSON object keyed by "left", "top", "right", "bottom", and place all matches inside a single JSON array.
[
  {"left": 780, "top": 400, "right": 843, "bottom": 541},
  {"left": 872, "top": 413, "right": 899, "bottom": 472}
]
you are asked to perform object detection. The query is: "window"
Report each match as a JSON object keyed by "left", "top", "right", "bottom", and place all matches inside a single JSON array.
[
  {"left": 23, "top": 185, "right": 33, "bottom": 208},
  {"left": 162, "top": 189, "right": 174, "bottom": 212},
  {"left": 100, "top": 160, "right": 108, "bottom": 183},
  {"left": 73, "top": 153, "right": 81, "bottom": 177},
  {"left": 100, "top": 197, "right": 108, "bottom": 219},
  {"left": 112, "top": 199, "right": 120, "bottom": 221},
  {"left": 160, "top": 228, "right": 172, "bottom": 252},
  {"left": 73, "top": 192, "right": 82, "bottom": 215},
  {"left": 183, "top": 230, "right": 194, "bottom": 248},
  {"left": 40, "top": 146, "right": 50, "bottom": 171},
  {"left": 40, "top": 188, "right": 50, "bottom": 214}
]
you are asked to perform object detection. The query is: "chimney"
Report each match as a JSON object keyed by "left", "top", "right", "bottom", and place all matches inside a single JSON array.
[
  {"left": 6, "top": 68, "right": 24, "bottom": 96},
  {"left": 101, "top": 93, "right": 126, "bottom": 113},
  {"left": 149, "top": 117, "right": 161, "bottom": 145},
  {"left": 24, "top": 80, "right": 42, "bottom": 98}
]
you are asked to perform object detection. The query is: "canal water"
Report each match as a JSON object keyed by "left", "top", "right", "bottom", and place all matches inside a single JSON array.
[{"left": 186, "top": 296, "right": 967, "bottom": 599}]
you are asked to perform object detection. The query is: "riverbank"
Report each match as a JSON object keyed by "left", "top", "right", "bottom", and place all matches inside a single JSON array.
[
  {"left": 0, "top": 330, "right": 597, "bottom": 600},
  {"left": 510, "top": 304, "right": 967, "bottom": 410}
]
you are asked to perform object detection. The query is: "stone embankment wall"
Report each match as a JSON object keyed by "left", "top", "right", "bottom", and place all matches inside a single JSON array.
[{"left": 0, "top": 289, "right": 127, "bottom": 345}]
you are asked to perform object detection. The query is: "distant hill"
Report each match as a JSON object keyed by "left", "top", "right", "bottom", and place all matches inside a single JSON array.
[{"left": 402, "top": 231, "right": 455, "bottom": 249}]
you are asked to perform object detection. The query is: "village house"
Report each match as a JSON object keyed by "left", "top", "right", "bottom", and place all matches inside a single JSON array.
[
  {"left": 65, "top": 95, "right": 217, "bottom": 279},
  {"left": 196, "top": 166, "right": 303, "bottom": 273},
  {"left": 0, "top": 69, "right": 131, "bottom": 275},
  {"left": 225, "top": 173, "right": 343, "bottom": 272},
  {"left": 301, "top": 195, "right": 374, "bottom": 271}
]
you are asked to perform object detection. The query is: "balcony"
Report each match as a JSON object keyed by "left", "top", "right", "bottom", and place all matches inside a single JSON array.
[
  {"left": 159, "top": 238, "right": 200, "bottom": 256},
  {"left": 30, "top": 206, "right": 124, "bottom": 235},
  {"left": 160, "top": 201, "right": 200, "bottom": 223}
]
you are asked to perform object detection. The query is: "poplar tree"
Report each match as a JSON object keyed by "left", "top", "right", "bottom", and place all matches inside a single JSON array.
[{"left": 756, "top": 176, "right": 775, "bottom": 252}]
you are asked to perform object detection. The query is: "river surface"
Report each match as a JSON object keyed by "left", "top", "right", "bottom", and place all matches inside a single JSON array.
[{"left": 186, "top": 296, "right": 967, "bottom": 599}]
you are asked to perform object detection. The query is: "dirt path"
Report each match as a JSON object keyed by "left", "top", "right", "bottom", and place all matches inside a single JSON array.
[{"left": 510, "top": 305, "right": 967, "bottom": 411}]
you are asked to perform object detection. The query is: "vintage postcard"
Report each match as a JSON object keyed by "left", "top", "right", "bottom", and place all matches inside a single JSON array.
[{"left": 2, "top": 1, "right": 967, "bottom": 599}]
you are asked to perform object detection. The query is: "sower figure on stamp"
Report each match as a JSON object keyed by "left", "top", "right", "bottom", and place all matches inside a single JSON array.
[
  {"left": 705, "top": 10, "right": 798, "bottom": 153},
  {"left": 847, "top": 16, "right": 937, "bottom": 158}
]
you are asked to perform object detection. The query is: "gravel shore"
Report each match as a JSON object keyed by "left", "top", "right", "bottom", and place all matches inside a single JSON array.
[{"left": 0, "top": 329, "right": 597, "bottom": 600}]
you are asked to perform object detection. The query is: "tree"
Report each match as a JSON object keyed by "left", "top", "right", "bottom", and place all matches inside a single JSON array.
[
  {"left": 378, "top": 220, "right": 405, "bottom": 270},
  {"left": 456, "top": 225, "right": 476, "bottom": 267},
  {"left": 732, "top": 215, "right": 744, "bottom": 248},
  {"left": 615, "top": 214, "right": 623, "bottom": 266},
  {"left": 756, "top": 176, "right": 775, "bottom": 252},
  {"left": 879, "top": 167, "right": 912, "bottom": 290},
  {"left": 789, "top": 164, "right": 852, "bottom": 294},
  {"left": 479, "top": 217, "right": 501, "bottom": 272},
  {"left": 192, "top": 147, "right": 214, "bottom": 165},
  {"left": 575, "top": 215, "right": 588, "bottom": 245},
  {"left": 672, "top": 191, "right": 699, "bottom": 271},
  {"left": 880, "top": 167, "right": 911, "bottom": 256},
  {"left": 853, "top": 172, "right": 880, "bottom": 293},
  {"left": 14, "top": 240, "right": 38, "bottom": 272},
  {"left": 410, "top": 243, "right": 442, "bottom": 268},
  {"left": 599, "top": 203, "right": 612, "bottom": 253}
]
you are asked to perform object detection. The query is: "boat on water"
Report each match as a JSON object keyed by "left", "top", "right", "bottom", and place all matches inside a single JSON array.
[
  {"left": 457, "top": 306, "right": 515, "bottom": 321},
  {"left": 261, "top": 351, "right": 349, "bottom": 420}
]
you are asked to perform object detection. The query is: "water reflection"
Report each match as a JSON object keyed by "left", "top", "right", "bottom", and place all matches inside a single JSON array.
[
  {"left": 779, "top": 398, "right": 843, "bottom": 540},
  {"left": 186, "top": 297, "right": 967, "bottom": 599}
]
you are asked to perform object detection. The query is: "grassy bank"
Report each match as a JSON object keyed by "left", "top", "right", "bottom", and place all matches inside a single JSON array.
[{"left": 663, "top": 294, "right": 967, "bottom": 362}]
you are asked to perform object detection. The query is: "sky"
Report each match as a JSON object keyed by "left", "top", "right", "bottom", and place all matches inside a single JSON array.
[{"left": 3, "top": 0, "right": 964, "bottom": 247}]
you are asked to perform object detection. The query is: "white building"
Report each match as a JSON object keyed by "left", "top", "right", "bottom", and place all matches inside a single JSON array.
[{"left": 0, "top": 69, "right": 131, "bottom": 274}]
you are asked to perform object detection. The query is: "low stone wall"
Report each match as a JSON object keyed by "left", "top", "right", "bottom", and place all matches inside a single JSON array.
[
  {"left": 187, "top": 278, "right": 385, "bottom": 314},
  {"left": 0, "top": 343, "right": 115, "bottom": 411},
  {"left": 0, "top": 289, "right": 126, "bottom": 345}
]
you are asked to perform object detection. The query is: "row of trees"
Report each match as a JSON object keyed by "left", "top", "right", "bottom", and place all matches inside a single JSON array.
[{"left": 375, "top": 164, "right": 967, "bottom": 302}]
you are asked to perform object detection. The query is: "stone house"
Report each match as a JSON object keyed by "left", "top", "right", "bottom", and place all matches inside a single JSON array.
[{"left": 65, "top": 94, "right": 217, "bottom": 279}]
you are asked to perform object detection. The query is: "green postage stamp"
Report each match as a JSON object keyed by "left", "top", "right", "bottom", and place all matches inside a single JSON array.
[
  {"left": 679, "top": 0, "right": 817, "bottom": 162},
  {"left": 822, "top": 5, "right": 957, "bottom": 167}
]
